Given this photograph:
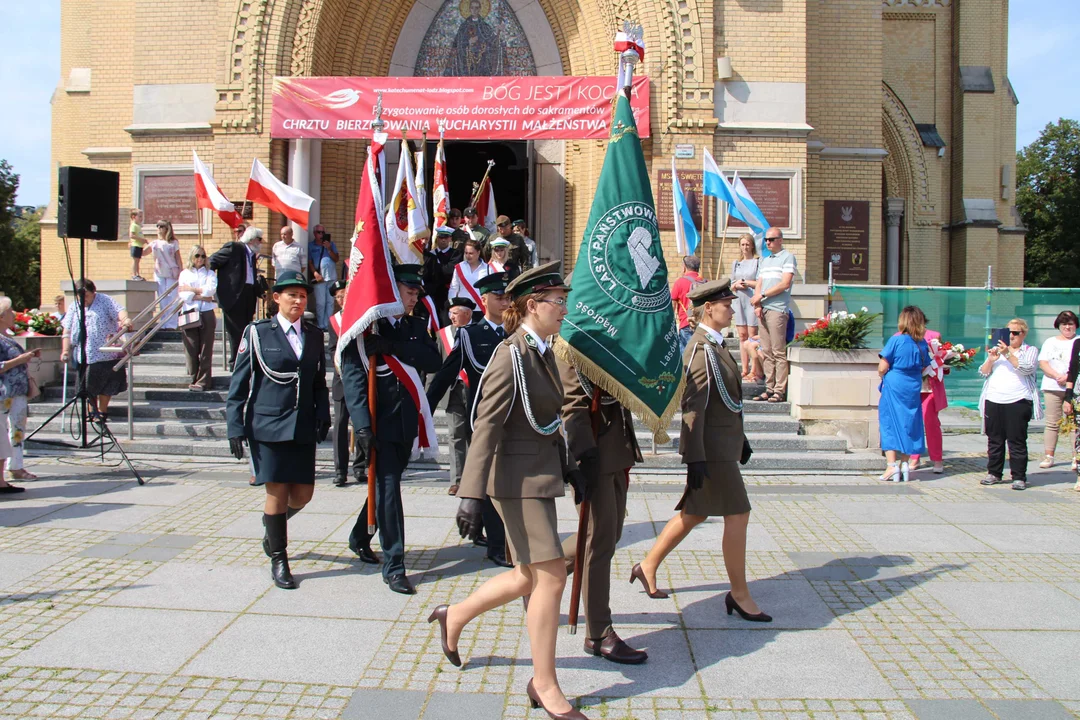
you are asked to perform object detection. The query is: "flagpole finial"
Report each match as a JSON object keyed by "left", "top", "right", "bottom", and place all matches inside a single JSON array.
[
  {"left": 372, "top": 92, "right": 385, "bottom": 134},
  {"left": 437, "top": 117, "right": 446, "bottom": 138},
  {"left": 614, "top": 22, "right": 644, "bottom": 91}
]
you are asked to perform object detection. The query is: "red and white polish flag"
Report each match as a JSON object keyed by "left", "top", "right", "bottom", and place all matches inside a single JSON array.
[
  {"left": 473, "top": 175, "right": 497, "bottom": 233},
  {"left": 432, "top": 137, "right": 449, "bottom": 228},
  {"left": 245, "top": 158, "right": 315, "bottom": 229},
  {"left": 192, "top": 151, "right": 244, "bottom": 228}
]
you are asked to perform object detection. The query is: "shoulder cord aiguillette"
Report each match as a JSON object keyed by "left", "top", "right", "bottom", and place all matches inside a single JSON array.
[
  {"left": 705, "top": 346, "right": 743, "bottom": 414},
  {"left": 510, "top": 344, "right": 562, "bottom": 436},
  {"left": 248, "top": 325, "right": 300, "bottom": 410}
]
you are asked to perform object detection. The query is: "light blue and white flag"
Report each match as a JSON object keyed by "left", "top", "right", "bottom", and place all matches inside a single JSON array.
[
  {"left": 671, "top": 157, "right": 700, "bottom": 256},
  {"left": 702, "top": 148, "right": 772, "bottom": 256}
]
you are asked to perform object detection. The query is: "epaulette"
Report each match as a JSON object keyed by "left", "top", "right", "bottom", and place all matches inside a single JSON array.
[{"left": 253, "top": 318, "right": 272, "bottom": 324}]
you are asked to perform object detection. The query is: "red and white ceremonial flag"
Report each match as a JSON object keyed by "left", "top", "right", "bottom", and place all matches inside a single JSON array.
[
  {"left": 385, "top": 140, "right": 429, "bottom": 263},
  {"left": 336, "top": 132, "right": 404, "bottom": 369},
  {"left": 192, "top": 151, "right": 244, "bottom": 228},
  {"left": 413, "top": 144, "right": 428, "bottom": 233},
  {"left": 473, "top": 174, "right": 497, "bottom": 233},
  {"left": 432, "top": 137, "right": 449, "bottom": 228},
  {"left": 420, "top": 295, "right": 440, "bottom": 334},
  {"left": 245, "top": 158, "right": 315, "bottom": 229}
]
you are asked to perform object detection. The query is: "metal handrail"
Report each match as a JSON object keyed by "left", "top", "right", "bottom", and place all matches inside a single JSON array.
[{"left": 99, "top": 286, "right": 187, "bottom": 440}]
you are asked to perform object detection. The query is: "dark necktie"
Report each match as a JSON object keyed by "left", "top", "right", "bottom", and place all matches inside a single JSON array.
[{"left": 496, "top": 325, "right": 506, "bottom": 339}]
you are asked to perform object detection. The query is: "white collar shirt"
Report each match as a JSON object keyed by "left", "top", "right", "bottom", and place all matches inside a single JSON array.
[
  {"left": 701, "top": 324, "right": 726, "bottom": 347},
  {"left": 277, "top": 313, "right": 304, "bottom": 359},
  {"left": 521, "top": 323, "right": 548, "bottom": 355}
]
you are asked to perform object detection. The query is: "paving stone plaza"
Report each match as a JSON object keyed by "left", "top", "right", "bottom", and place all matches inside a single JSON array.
[{"left": 0, "top": 449, "right": 1078, "bottom": 720}]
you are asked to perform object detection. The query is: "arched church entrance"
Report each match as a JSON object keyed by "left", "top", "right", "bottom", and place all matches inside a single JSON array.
[{"left": 390, "top": 0, "right": 566, "bottom": 265}]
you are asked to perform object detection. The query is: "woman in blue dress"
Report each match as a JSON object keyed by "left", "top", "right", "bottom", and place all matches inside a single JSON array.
[{"left": 878, "top": 306, "right": 931, "bottom": 482}]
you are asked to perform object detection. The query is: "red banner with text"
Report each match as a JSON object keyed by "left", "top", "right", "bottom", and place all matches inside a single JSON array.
[{"left": 271, "top": 76, "right": 650, "bottom": 141}]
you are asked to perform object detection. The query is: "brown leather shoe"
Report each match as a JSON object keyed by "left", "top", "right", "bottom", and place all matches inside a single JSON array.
[
  {"left": 583, "top": 631, "right": 648, "bottom": 664},
  {"left": 448, "top": 483, "right": 460, "bottom": 496}
]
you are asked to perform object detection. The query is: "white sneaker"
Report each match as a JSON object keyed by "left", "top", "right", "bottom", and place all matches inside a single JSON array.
[
  {"left": 932, "top": 462, "right": 944, "bottom": 474},
  {"left": 1038, "top": 455, "right": 1055, "bottom": 469}
]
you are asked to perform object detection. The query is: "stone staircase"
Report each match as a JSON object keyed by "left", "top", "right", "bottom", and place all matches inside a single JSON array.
[{"left": 27, "top": 330, "right": 881, "bottom": 472}]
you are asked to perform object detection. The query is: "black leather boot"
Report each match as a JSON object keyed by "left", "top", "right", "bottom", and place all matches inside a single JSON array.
[
  {"left": 264, "top": 512, "right": 297, "bottom": 589},
  {"left": 263, "top": 507, "right": 300, "bottom": 557}
]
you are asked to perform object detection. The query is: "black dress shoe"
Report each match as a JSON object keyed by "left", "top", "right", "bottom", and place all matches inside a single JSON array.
[
  {"left": 385, "top": 573, "right": 416, "bottom": 595},
  {"left": 333, "top": 475, "right": 348, "bottom": 487},
  {"left": 725, "top": 592, "right": 772, "bottom": 622},
  {"left": 584, "top": 631, "right": 648, "bottom": 664},
  {"left": 488, "top": 554, "right": 513, "bottom": 568},
  {"left": 473, "top": 534, "right": 488, "bottom": 548},
  {"left": 348, "top": 539, "right": 379, "bottom": 564}
]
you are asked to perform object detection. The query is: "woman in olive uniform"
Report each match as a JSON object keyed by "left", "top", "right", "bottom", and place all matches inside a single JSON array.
[
  {"left": 428, "top": 261, "right": 591, "bottom": 720},
  {"left": 226, "top": 271, "right": 331, "bottom": 589},
  {"left": 630, "top": 279, "right": 771, "bottom": 622}
]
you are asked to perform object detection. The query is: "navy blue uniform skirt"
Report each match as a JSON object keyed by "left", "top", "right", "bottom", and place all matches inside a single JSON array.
[{"left": 250, "top": 439, "right": 316, "bottom": 486}]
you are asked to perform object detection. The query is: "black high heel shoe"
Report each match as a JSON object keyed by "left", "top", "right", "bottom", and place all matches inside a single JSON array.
[
  {"left": 725, "top": 592, "right": 772, "bottom": 622},
  {"left": 526, "top": 678, "right": 588, "bottom": 719},
  {"left": 629, "top": 563, "right": 669, "bottom": 599}
]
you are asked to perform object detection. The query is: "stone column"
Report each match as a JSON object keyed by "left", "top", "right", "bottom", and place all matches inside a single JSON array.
[
  {"left": 308, "top": 139, "right": 322, "bottom": 232},
  {"left": 885, "top": 198, "right": 904, "bottom": 286},
  {"left": 287, "top": 139, "right": 312, "bottom": 248}
]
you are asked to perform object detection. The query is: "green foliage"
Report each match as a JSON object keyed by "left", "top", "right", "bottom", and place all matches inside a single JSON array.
[
  {"left": 794, "top": 309, "right": 880, "bottom": 350},
  {"left": 0, "top": 160, "right": 42, "bottom": 310},
  {"left": 1017, "top": 119, "right": 1080, "bottom": 288}
]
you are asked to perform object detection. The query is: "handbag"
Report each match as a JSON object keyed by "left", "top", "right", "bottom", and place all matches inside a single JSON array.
[
  {"left": 178, "top": 309, "right": 203, "bottom": 330},
  {"left": 740, "top": 435, "right": 753, "bottom": 465},
  {"left": 27, "top": 375, "right": 41, "bottom": 400}
]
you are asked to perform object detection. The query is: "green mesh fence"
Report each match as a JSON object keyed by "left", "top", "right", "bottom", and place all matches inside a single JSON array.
[{"left": 830, "top": 286, "right": 1080, "bottom": 409}]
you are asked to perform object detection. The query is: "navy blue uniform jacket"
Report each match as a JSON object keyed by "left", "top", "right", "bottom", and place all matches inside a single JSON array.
[
  {"left": 340, "top": 315, "right": 442, "bottom": 446},
  {"left": 226, "top": 319, "right": 331, "bottom": 443}
]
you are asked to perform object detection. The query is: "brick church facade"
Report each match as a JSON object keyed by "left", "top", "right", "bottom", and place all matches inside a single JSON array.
[{"left": 42, "top": 0, "right": 1023, "bottom": 298}]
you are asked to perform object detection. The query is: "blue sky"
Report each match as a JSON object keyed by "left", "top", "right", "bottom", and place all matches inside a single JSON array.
[{"left": 1, "top": 1, "right": 1077, "bottom": 207}]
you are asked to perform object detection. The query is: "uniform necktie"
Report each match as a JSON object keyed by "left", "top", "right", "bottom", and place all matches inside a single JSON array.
[
  {"left": 286, "top": 326, "right": 303, "bottom": 359},
  {"left": 496, "top": 325, "right": 506, "bottom": 339}
]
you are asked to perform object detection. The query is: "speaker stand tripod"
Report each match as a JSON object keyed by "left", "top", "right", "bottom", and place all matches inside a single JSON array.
[{"left": 25, "top": 236, "right": 144, "bottom": 485}]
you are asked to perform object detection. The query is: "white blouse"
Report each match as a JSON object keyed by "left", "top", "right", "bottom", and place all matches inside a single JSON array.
[{"left": 178, "top": 266, "right": 218, "bottom": 313}]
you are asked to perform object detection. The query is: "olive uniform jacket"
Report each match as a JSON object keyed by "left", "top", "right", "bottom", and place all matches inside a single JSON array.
[
  {"left": 226, "top": 318, "right": 331, "bottom": 443},
  {"left": 680, "top": 325, "right": 744, "bottom": 464},
  {"left": 558, "top": 355, "right": 642, "bottom": 474},
  {"left": 459, "top": 327, "right": 575, "bottom": 500}
]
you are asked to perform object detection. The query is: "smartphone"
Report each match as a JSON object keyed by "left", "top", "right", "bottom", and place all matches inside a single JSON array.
[
  {"left": 322, "top": 232, "right": 331, "bottom": 243},
  {"left": 989, "top": 328, "right": 1010, "bottom": 348}
]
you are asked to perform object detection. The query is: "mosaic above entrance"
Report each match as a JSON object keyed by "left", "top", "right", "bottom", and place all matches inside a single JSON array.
[{"left": 414, "top": 0, "right": 537, "bottom": 77}]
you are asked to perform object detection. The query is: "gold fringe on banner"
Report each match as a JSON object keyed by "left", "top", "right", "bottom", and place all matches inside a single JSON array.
[{"left": 553, "top": 337, "right": 684, "bottom": 445}]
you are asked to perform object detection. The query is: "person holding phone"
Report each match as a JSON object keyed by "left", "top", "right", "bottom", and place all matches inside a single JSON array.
[{"left": 977, "top": 318, "right": 1042, "bottom": 490}]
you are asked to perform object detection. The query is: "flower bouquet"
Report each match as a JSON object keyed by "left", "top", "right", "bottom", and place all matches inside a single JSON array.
[
  {"left": 924, "top": 338, "right": 980, "bottom": 386},
  {"left": 28, "top": 311, "right": 62, "bottom": 336},
  {"left": 12, "top": 311, "right": 32, "bottom": 335},
  {"left": 793, "top": 307, "right": 880, "bottom": 350}
]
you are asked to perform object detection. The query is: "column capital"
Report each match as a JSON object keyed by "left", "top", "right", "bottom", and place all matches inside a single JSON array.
[{"left": 886, "top": 197, "right": 905, "bottom": 227}]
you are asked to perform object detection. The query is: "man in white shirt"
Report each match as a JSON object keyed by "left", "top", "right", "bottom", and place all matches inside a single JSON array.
[
  {"left": 448, "top": 238, "right": 490, "bottom": 309},
  {"left": 272, "top": 226, "right": 307, "bottom": 278}
]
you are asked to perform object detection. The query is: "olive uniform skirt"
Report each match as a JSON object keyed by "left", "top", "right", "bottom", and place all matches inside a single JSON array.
[
  {"left": 490, "top": 497, "right": 562, "bottom": 566},
  {"left": 675, "top": 461, "right": 752, "bottom": 517},
  {"left": 250, "top": 439, "right": 317, "bottom": 486}
]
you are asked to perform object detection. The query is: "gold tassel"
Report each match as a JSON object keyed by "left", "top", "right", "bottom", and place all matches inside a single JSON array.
[{"left": 553, "top": 337, "right": 683, "bottom": 445}]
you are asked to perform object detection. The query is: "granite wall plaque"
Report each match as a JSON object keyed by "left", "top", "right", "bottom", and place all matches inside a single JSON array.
[
  {"left": 823, "top": 200, "right": 870, "bottom": 282},
  {"left": 656, "top": 168, "right": 704, "bottom": 233},
  {"left": 141, "top": 174, "right": 198, "bottom": 226}
]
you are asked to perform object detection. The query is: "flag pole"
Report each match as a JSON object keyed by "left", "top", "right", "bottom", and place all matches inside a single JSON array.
[
  {"left": 715, "top": 199, "right": 729, "bottom": 280},
  {"left": 470, "top": 159, "right": 495, "bottom": 208},
  {"left": 366, "top": 93, "right": 386, "bottom": 536},
  {"left": 568, "top": 23, "right": 642, "bottom": 635}
]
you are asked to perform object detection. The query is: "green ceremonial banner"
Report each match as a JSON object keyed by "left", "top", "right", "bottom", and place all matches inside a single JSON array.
[{"left": 556, "top": 89, "right": 683, "bottom": 442}]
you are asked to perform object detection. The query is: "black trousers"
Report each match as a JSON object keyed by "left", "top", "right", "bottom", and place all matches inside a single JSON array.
[
  {"left": 349, "top": 440, "right": 410, "bottom": 580},
  {"left": 223, "top": 285, "right": 256, "bottom": 366},
  {"left": 985, "top": 399, "right": 1033, "bottom": 480},
  {"left": 333, "top": 397, "right": 366, "bottom": 480}
]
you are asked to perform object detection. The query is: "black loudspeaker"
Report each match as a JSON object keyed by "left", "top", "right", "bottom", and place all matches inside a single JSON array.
[{"left": 57, "top": 166, "right": 120, "bottom": 240}]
